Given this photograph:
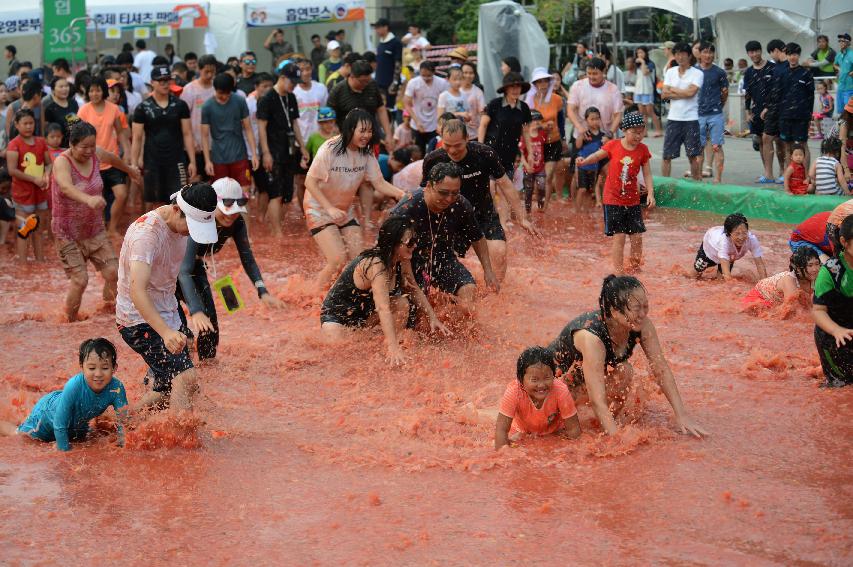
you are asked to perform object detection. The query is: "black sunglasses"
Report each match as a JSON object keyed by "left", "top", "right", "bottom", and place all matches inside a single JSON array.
[
  {"left": 435, "top": 189, "right": 460, "bottom": 199},
  {"left": 220, "top": 197, "right": 248, "bottom": 207}
]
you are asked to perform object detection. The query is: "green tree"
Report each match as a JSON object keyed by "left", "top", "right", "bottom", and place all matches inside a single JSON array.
[{"left": 403, "top": 0, "right": 462, "bottom": 44}]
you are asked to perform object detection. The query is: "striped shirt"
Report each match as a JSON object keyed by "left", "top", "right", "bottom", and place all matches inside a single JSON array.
[{"left": 814, "top": 156, "right": 843, "bottom": 195}]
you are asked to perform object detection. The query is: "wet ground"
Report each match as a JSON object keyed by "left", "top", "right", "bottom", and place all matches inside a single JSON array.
[{"left": 1, "top": 202, "right": 850, "bottom": 565}]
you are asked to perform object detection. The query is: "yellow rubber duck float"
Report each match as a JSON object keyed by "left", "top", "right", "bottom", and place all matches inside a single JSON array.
[{"left": 22, "top": 152, "right": 44, "bottom": 179}]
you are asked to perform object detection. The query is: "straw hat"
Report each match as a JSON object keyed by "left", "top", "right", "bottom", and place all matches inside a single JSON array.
[
  {"left": 497, "top": 71, "right": 530, "bottom": 94},
  {"left": 447, "top": 46, "right": 469, "bottom": 61}
]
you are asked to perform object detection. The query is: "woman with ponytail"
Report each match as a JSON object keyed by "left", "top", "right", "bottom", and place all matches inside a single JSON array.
[{"left": 548, "top": 275, "right": 706, "bottom": 437}]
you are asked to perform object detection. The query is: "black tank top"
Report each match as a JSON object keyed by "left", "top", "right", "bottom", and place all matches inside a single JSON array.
[
  {"left": 548, "top": 310, "right": 642, "bottom": 370},
  {"left": 321, "top": 254, "right": 402, "bottom": 323}
]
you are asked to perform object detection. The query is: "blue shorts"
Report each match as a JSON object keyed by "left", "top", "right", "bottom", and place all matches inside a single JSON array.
[
  {"left": 698, "top": 113, "right": 725, "bottom": 146},
  {"left": 13, "top": 200, "right": 49, "bottom": 214},
  {"left": 663, "top": 120, "right": 702, "bottom": 160},
  {"left": 634, "top": 93, "right": 653, "bottom": 104}
]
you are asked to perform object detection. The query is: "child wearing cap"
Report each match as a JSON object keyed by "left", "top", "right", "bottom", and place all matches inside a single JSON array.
[
  {"left": 576, "top": 111, "right": 655, "bottom": 274},
  {"left": 116, "top": 182, "right": 218, "bottom": 413},
  {"left": 177, "top": 177, "right": 283, "bottom": 360}
]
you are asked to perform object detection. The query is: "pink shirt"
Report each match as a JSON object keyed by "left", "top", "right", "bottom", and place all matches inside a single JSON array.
[
  {"left": 116, "top": 211, "right": 187, "bottom": 330},
  {"left": 567, "top": 78, "right": 624, "bottom": 137},
  {"left": 180, "top": 80, "right": 215, "bottom": 148},
  {"left": 50, "top": 152, "right": 105, "bottom": 241},
  {"left": 303, "top": 137, "right": 384, "bottom": 231}
]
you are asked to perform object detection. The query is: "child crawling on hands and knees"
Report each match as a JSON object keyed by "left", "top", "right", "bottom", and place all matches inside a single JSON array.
[
  {"left": 0, "top": 338, "right": 128, "bottom": 451},
  {"left": 495, "top": 346, "right": 582, "bottom": 449}
]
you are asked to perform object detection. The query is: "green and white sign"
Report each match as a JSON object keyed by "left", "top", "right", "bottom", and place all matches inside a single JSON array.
[{"left": 43, "top": 0, "right": 87, "bottom": 62}]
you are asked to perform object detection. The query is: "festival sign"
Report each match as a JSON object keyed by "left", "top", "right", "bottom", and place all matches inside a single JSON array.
[
  {"left": 0, "top": 2, "right": 208, "bottom": 38},
  {"left": 245, "top": 0, "right": 366, "bottom": 27},
  {"left": 43, "top": 0, "right": 87, "bottom": 62}
]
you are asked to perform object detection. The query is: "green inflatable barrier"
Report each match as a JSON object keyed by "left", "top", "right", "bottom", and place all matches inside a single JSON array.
[{"left": 653, "top": 177, "right": 849, "bottom": 225}]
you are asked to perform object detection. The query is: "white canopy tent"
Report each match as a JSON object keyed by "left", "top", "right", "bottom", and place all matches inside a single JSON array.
[{"left": 593, "top": 0, "right": 853, "bottom": 73}]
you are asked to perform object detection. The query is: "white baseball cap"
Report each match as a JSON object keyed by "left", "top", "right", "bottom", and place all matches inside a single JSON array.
[
  {"left": 212, "top": 177, "right": 248, "bottom": 215},
  {"left": 171, "top": 186, "right": 218, "bottom": 244},
  {"left": 327, "top": 40, "right": 341, "bottom": 52}
]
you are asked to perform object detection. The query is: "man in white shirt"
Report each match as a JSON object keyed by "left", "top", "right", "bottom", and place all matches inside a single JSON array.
[
  {"left": 293, "top": 58, "right": 328, "bottom": 141},
  {"left": 661, "top": 42, "right": 704, "bottom": 180},
  {"left": 404, "top": 60, "right": 449, "bottom": 152},
  {"left": 402, "top": 25, "right": 430, "bottom": 50},
  {"left": 133, "top": 39, "right": 157, "bottom": 87}
]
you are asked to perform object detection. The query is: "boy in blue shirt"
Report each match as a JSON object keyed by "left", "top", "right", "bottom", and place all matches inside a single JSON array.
[
  {"left": 696, "top": 42, "right": 729, "bottom": 183},
  {"left": 0, "top": 338, "right": 128, "bottom": 451}
]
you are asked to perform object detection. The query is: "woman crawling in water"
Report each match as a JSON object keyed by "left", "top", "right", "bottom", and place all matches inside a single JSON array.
[
  {"left": 321, "top": 216, "right": 451, "bottom": 366},
  {"left": 548, "top": 275, "right": 707, "bottom": 437}
]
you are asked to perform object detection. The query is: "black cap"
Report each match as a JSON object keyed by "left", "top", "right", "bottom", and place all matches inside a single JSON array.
[
  {"left": 276, "top": 59, "right": 299, "bottom": 81},
  {"left": 150, "top": 65, "right": 170, "bottom": 81},
  {"left": 839, "top": 33, "right": 852, "bottom": 42},
  {"left": 372, "top": 17, "right": 390, "bottom": 28},
  {"left": 325, "top": 30, "right": 337, "bottom": 41}
]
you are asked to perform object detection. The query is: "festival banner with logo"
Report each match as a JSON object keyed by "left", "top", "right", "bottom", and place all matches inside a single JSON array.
[
  {"left": 245, "top": 0, "right": 366, "bottom": 27},
  {"left": 0, "top": 2, "right": 208, "bottom": 38},
  {"left": 43, "top": 0, "right": 87, "bottom": 62}
]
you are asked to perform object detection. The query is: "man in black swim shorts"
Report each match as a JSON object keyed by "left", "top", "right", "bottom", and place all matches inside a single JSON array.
[
  {"left": 421, "top": 118, "right": 539, "bottom": 283},
  {"left": 392, "top": 162, "right": 499, "bottom": 314}
]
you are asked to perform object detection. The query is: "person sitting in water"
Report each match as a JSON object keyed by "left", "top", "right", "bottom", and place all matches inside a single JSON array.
[
  {"left": 742, "top": 247, "right": 820, "bottom": 309},
  {"left": 390, "top": 162, "right": 500, "bottom": 315},
  {"left": 812, "top": 215, "right": 853, "bottom": 387},
  {"left": 693, "top": 212, "right": 768, "bottom": 281},
  {"left": 548, "top": 275, "right": 707, "bottom": 437},
  {"left": 495, "top": 346, "right": 582, "bottom": 449},
  {"left": 0, "top": 338, "right": 128, "bottom": 451},
  {"left": 789, "top": 211, "right": 834, "bottom": 264},
  {"left": 177, "top": 177, "right": 284, "bottom": 362},
  {"left": 321, "top": 216, "right": 451, "bottom": 366}
]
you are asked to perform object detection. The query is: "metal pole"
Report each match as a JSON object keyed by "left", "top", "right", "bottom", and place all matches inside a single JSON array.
[
  {"left": 693, "top": 0, "right": 699, "bottom": 40},
  {"left": 814, "top": 0, "right": 821, "bottom": 37}
]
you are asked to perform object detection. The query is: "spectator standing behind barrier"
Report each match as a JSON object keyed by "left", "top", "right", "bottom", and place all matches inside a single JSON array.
[
  {"left": 180, "top": 54, "right": 217, "bottom": 182},
  {"left": 836, "top": 33, "right": 853, "bottom": 115},
  {"left": 807, "top": 35, "right": 836, "bottom": 76},
  {"left": 774, "top": 43, "right": 814, "bottom": 167},
  {"left": 309, "top": 35, "right": 326, "bottom": 80},
  {"left": 660, "top": 43, "right": 704, "bottom": 181},
  {"left": 761, "top": 39, "right": 790, "bottom": 183},
  {"left": 133, "top": 40, "right": 156, "bottom": 90},
  {"left": 743, "top": 40, "right": 777, "bottom": 184},
  {"left": 696, "top": 42, "right": 728, "bottom": 184},
  {"left": 372, "top": 18, "right": 403, "bottom": 111},
  {"left": 264, "top": 28, "right": 294, "bottom": 71},
  {"left": 405, "top": 61, "right": 449, "bottom": 155}
]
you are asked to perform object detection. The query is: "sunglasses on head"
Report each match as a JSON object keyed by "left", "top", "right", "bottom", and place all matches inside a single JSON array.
[{"left": 219, "top": 196, "right": 248, "bottom": 207}]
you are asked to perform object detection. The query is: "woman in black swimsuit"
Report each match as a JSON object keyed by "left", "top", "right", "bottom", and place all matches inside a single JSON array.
[
  {"left": 549, "top": 275, "right": 706, "bottom": 437},
  {"left": 321, "top": 216, "right": 450, "bottom": 366}
]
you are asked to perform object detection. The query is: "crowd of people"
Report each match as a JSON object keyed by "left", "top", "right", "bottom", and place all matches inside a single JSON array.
[{"left": 0, "top": 23, "right": 851, "bottom": 452}]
